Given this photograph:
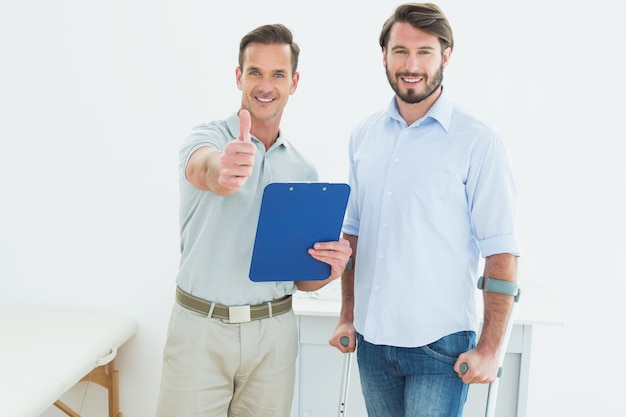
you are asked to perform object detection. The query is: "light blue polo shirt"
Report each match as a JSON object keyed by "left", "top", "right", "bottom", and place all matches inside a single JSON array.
[
  {"left": 176, "top": 113, "right": 318, "bottom": 306},
  {"left": 343, "top": 90, "right": 520, "bottom": 347}
]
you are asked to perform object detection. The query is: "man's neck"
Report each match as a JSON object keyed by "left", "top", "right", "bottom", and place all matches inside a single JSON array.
[
  {"left": 397, "top": 86, "right": 442, "bottom": 126},
  {"left": 251, "top": 119, "right": 281, "bottom": 150}
]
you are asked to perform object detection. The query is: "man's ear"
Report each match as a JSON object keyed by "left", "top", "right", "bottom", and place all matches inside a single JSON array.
[
  {"left": 442, "top": 47, "right": 452, "bottom": 69},
  {"left": 235, "top": 66, "right": 243, "bottom": 90},
  {"left": 290, "top": 71, "right": 300, "bottom": 95}
]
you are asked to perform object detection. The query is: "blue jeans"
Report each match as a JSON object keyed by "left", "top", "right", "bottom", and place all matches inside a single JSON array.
[{"left": 356, "top": 331, "right": 476, "bottom": 417}]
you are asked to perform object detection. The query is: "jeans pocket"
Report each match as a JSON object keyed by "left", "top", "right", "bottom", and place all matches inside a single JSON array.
[{"left": 422, "top": 331, "right": 476, "bottom": 365}]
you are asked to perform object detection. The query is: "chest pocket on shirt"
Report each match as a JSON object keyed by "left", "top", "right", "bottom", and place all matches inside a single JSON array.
[{"left": 398, "top": 167, "right": 465, "bottom": 217}]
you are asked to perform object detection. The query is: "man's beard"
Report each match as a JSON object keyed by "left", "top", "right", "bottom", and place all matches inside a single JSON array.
[{"left": 386, "top": 65, "right": 444, "bottom": 104}]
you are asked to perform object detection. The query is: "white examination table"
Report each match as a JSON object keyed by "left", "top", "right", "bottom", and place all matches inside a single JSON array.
[{"left": 0, "top": 309, "right": 137, "bottom": 417}]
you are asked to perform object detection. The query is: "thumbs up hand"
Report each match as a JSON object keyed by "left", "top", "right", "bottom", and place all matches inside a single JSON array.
[
  {"left": 238, "top": 108, "right": 252, "bottom": 142},
  {"left": 219, "top": 109, "right": 256, "bottom": 190}
]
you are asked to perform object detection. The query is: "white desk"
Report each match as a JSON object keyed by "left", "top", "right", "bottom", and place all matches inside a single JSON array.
[
  {"left": 291, "top": 284, "right": 562, "bottom": 417},
  {"left": 0, "top": 309, "right": 137, "bottom": 417}
]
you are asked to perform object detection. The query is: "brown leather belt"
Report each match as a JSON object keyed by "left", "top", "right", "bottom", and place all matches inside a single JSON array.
[{"left": 175, "top": 286, "right": 292, "bottom": 323}]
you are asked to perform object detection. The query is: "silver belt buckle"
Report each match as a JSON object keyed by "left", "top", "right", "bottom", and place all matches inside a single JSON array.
[{"left": 228, "top": 305, "right": 251, "bottom": 323}]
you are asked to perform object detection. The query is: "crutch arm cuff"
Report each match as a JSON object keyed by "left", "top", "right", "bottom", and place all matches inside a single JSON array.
[{"left": 478, "top": 276, "right": 521, "bottom": 302}]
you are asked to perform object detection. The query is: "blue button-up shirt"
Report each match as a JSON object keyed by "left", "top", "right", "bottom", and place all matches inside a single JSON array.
[{"left": 343, "top": 90, "right": 520, "bottom": 347}]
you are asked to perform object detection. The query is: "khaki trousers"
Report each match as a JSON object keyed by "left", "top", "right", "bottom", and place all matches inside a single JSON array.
[{"left": 156, "top": 302, "right": 298, "bottom": 417}]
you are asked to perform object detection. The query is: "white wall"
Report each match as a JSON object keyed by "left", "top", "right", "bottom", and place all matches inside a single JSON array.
[{"left": 1, "top": 0, "right": 625, "bottom": 416}]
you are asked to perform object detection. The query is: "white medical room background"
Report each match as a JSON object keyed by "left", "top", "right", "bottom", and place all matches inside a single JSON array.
[{"left": 1, "top": 0, "right": 625, "bottom": 416}]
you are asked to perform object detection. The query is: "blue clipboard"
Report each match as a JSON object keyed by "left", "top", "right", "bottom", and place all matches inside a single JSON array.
[{"left": 249, "top": 182, "right": 350, "bottom": 282}]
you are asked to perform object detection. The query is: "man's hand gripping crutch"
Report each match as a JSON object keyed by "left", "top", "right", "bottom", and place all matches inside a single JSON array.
[{"left": 457, "top": 275, "right": 522, "bottom": 417}]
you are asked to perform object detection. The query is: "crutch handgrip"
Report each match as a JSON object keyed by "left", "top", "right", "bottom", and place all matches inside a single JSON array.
[
  {"left": 340, "top": 336, "right": 349, "bottom": 347},
  {"left": 460, "top": 363, "right": 503, "bottom": 377},
  {"left": 460, "top": 363, "right": 468, "bottom": 374}
]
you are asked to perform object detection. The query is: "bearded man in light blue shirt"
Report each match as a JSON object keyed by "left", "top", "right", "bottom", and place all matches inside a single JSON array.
[{"left": 329, "top": 4, "right": 520, "bottom": 417}]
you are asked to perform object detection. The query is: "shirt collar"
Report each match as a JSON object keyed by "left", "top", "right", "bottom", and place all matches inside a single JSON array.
[
  {"left": 386, "top": 86, "right": 453, "bottom": 133},
  {"left": 226, "top": 112, "right": 289, "bottom": 149}
]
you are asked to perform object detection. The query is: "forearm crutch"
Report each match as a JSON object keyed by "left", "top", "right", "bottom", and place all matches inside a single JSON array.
[
  {"left": 461, "top": 276, "right": 522, "bottom": 417},
  {"left": 337, "top": 336, "right": 353, "bottom": 417}
]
